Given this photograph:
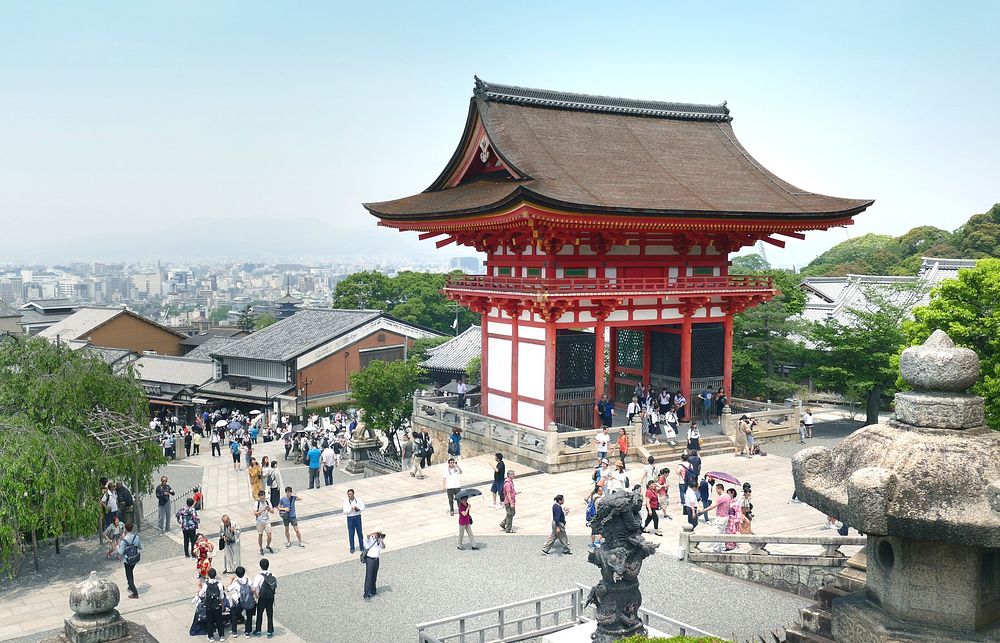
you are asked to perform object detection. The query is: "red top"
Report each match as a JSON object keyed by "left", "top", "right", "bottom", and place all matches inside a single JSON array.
[
  {"left": 458, "top": 501, "right": 472, "bottom": 526},
  {"left": 645, "top": 488, "right": 659, "bottom": 510},
  {"left": 617, "top": 434, "right": 629, "bottom": 455}
]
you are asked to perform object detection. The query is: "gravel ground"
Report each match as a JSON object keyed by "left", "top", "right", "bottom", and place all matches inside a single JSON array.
[
  {"left": 275, "top": 535, "right": 809, "bottom": 643},
  {"left": 762, "top": 418, "right": 863, "bottom": 459}
]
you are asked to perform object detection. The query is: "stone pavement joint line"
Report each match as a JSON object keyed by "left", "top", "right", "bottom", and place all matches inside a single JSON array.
[{"left": 1, "top": 438, "right": 837, "bottom": 639}]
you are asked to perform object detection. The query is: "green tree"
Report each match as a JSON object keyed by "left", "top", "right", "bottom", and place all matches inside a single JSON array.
[
  {"left": 348, "top": 359, "right": 424, "bottom": 455},
  {"left": 904, "top": 258, "right": 1000, "bottom": 429},
  {"left": 729, "top": 265, "right": 807, "bottom": 400},
  {"left": 807, "top": 283, "right": 925, "bottom": 424},
  {"left": 210, "top": 304, "right": 231, "bottom": 324},
  {"left": 237, "top": 305, "right": 257, "bottom": 333},
  {"left": 255, "top": 313, "right": 278, "bottom": 330},
  {"left": 409, "top": 336, "right": 450, "bottom": 364},
  {"left": 0, "top": 336, "right": 165, "bottom": 576},
  {"left": 332, "top": 271, "right": 399, "bottom": 310}
]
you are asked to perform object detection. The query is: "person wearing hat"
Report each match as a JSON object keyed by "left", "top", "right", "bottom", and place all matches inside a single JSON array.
[
  {"left": 586, "top": 459, "right": 610, "bottom": 502},
  {"left": 735, "top": 415, "right": 751, "bottom": 458},
  {"left": 606, "top": 461, "right": 628, "bottom": 494}
]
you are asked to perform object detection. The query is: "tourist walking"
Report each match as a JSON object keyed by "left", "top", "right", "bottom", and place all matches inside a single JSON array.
[
  {"left": 687, "top": 422, "right": 701, "bottom": 452},
  {"left": 362, "top": 531, "right": 385, "bottom": 600},
  {"left": 321, "top": 441, "right": 336, "bottom": 486},
  {"left": 231, "top": 438, "right": 242, "bottom": 471},
  {"left": 401, "top": 433, "right": 414, "bottom": 472},
  {"left": 210, "top": 429, "right": 221, "bottom": 457},
  {"left": 594, "top": 426, "right": 611, "bottom": 461},
  {"left": 541, "top": 495, "right": 571, "bottom": 555},
  {"left": 176, "top": 497, "right": 200, "bottom": 558},
  {"left": 220, "top": 514, "right": 240, "bottom": 573},
  {"left": 278, "top": 486, "right": 305, "bottom": 548},
  {"left": 193, "top": 533, "right": 215, "bottom": 579},
  {"left": 155, "top": 476, "right": 174, "bottom": 533},
  {"left": 252, "top": 558, "right": 277, "bottom": 638},
  {"left": 442, "top": 458, "right": 462, "bottom": 515},
  {"left": 192, "top": 430, "right": 201, "bottom": 455},
  {"left": 616, "top": 430, "right": 629, "bottom": 465},
  {"left": 117, "top": 522, "right": 141, "bottom": 599},
  {"left": 642, "top": 481, "right": 662, "bottom": 536},
  {"left": 100, "top": 481, "right": 119, "bottom": 529},
  {"left": 227, "top": 566, "right": 255, "bottom": 638},
  {"left": 198, "top": 568, "right": 227, "bottom": 641},
  {"left": 344, "top": 489, "right": 365, "bottom": 554},
  {"left": 248, "top": 458, "right": 264, "bottom": 502},
  {"left": 682, "top": 481, "right": 700, "bottom": 530},
  {"left": 306, "top": 441, "right": 322, "bottom": 489},
  {"left": 267, "top": 461, "right": 282, "bottom": 508},
  {"left": 803, "top": 408, "right": 814, "bottom": 439},
  {"left": 456, "top": 497, "right": 478, "bottom": 550},
  {"left": 499, "top": 470, "right": 517, "bottom": 533},
  {"left": 419, "top": 429, "right": 434, "bottom": 469},
  {"left": 410, "top": 431, "right": 427, "bottom": 479},
  {"left": 253, "top": 490, "right": 276, "bottom": 556},
  {"left": 184, "top": 430, "right": 192, "bottom": 457},
  {"left": 489, "top": 452, "right": 506, "bottom": 508}
]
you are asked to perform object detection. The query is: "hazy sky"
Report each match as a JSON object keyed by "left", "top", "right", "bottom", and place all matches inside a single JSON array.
[{"left": 2, "top": 2, "right": 998, "bottom": 267}]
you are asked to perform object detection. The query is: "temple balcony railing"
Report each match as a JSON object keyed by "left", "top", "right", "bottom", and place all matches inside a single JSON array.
[{"left": 444, "top": 274, "right": 775, "bottom": 300}]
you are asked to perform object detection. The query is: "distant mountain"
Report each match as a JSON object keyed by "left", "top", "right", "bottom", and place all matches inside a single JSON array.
[{"left": 800, "top": 203, "right": 1000, "bottom": 276}]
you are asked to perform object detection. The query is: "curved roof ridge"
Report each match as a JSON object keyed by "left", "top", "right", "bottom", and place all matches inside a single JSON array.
[{"left": 474, "top": 76, "right": 731, "bottom": 122}]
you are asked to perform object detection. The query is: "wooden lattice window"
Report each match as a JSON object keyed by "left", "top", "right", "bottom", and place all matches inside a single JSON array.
[
  {"left": 616, "top": 329, "right": 644, "bottom": 370},
  {"left": 650, "top": 331, "right": 680, "bottom": 377},
  {"left": 556, "top": 331, "right": 595, "bottom": 388},
  {"left": 691, "top": 324, "right": 724, "bottom": 378}
]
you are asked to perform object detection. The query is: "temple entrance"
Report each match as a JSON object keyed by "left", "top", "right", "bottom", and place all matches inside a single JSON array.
[{"left": 554, "top": 329, "right": 599, "bottom": 428}]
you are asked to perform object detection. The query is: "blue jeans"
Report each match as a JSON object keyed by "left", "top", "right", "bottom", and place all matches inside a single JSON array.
[{"left": 347, "top": 515, "right": 363, "bottom": 552}]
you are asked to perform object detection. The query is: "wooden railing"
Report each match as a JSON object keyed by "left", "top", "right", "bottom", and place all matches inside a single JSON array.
[
  {"left": 555, "top": 386, "right": 596, "bottom": 429},
  {"left": 446, "top": 274, "right": 774, "bottom": 298}
]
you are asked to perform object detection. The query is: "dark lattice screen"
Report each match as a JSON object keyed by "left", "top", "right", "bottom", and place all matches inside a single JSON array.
[
  {"left": 650, "top": 331, "right": 680, "bottom": 377},
  {"left": 556, "top": 330, "right": 595, "bottom": 388},
  {"left": 691, "top": 324, "right": 724, "bottom": 378},
  {"left": 616, "top": 329, "right": 644, "bottom": 370}
]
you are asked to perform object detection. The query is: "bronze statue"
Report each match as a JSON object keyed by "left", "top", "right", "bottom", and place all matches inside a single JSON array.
[{"left": 586, "top": 488, "right": 658, "bottom": 642}]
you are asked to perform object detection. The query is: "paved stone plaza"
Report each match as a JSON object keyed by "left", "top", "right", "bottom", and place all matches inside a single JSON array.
[{"left": 1, "top": 425, "right": 848, "bottom": 643}]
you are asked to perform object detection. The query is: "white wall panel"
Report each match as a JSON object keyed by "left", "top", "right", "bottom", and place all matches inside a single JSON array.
[
  {"left": 607, "top": 310, "right": 628, "bottom": 322},
  {"left": 489, "top": 321, "right": 512, "bottom": 336},
  {"left": 634, "top": 309, "right": 657, "bottom": 320},
  {"left": 661, "top": 308, "right": 682, "bottom": 319},
  {"left": 517, "top": 342, "right": 546, "bottom": 399},
  {"left": 487, "top": 337, "right": 512, "bottom": 393},
  {"left": 488, "top": 393, "right": 512, "bottom": 420},
  {"left": 517, "top": 401, "right": 545, "bottom": 429},
  {"left": 519, "top": 325, "right": 546, "bottom": 341}
]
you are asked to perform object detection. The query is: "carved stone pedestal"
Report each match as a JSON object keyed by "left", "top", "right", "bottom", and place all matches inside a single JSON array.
[
  {"left": 64, "top": 610, "right": 128, "bottom": 643},
  {"left": 344, "top": 437, "right": 381, "bottom": 474},
  {"left": 833, "top": 592, "right": 1000, "bottom": 643}
]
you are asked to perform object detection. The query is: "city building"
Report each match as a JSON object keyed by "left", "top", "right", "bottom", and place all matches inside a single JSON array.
[
  {"left": 18, "top": 299, "right": 78, "bottom": 335},
  {"left": 131, "top": 354, "right": 215, "bottom": 422},
  {"left": 420, "top": 324, "right": 481, "bottom": 386},
  {"left": 367, "top": 78, "right": 872, "bottom": 430},
  {"left": 0, "top": 299, "right": 22, "bottom": 335},
  {"left": 198, "top": 308, "right": 440, "bottom": 414},
  {"left": 178, "top": 328, "right": 247, "bottom": 355},
  {"left": 38, "top": 307, "right": 186, "bottom": 355}
]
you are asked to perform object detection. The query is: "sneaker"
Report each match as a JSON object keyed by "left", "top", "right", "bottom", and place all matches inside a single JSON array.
[
  {"left": 457, "top": 546, "right": 464, "bottom": 550},
  {"left": 562, "top": 550, "right": 572, "bottom": 555},
  {"left": 245, "top": 634, "right": 251, "bottom": 639},
  {"left": 221, "top": 638, "right": 227, "bottom": 642},
  {"left": 285, "top": 542, "right": 292, "bottom": 548},
  {"left": 266, "top": 546, "right": 275, "bottom": 553},
  {"left": 267, "top": 635, "right": 273, "bottom": 639},
  {"left": 299, "top": 542, "right": 305, "bottom": 548},
  {"left": 259, "top": 548, "right": 264, "bottom": 555},
  {"left": 540, "top": 550, "right": 548, "bottom": 555}
]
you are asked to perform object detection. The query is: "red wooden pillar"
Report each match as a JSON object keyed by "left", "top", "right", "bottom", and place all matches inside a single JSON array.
[
  {"left": 544, "top": 320, "right": 557, "bottom": 429},
  {"left": 608, "top": 327, "right": 618, "bottom": 403},
  {"left": 680, "top": 316, "right": 692, "bottom": 411},
  {"left": 480, "top": 318, "right": 489, "bottom": 415},
  {"left": 723, "top": 315, "right": 734, "bottom": 398},
  {"left": 641, "top": 328, "right": 652, "bottom": 390}
]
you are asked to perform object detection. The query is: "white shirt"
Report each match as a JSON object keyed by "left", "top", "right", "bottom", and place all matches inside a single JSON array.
[
  {"left": 626, "top": 401, "right": 641, "bottom": 416},
  {"left": 321, "top": 447, "right": 335, "bottom": 467},
  {"left": 104, "top": 489, "right": 118, "bottom": 513},
  {"left": 594, "top": 432, "right": 610, "bottom": 452},
  {"left": 443, "top": 466, "right": 462, "bottom": 489},
  {"left": 363, "top": 535, "right": 384, "bottom": 559},
  {"left": 254, "top": 500, "right": 272, "bottom": 524},
  {"left": 343, "top": 497, "right": 365, "bottom": 517},
  {"left": 251, "top": 571, "right": 272, "bottom": 593},
  {"left": 684, "top": 487, "right": 700, "bottom": 508},
  {"left": 227, "top": 576, "right": 250, "bottom": 602},
  {"left": 606, "top": 469, "right": 627, "bottom": 493},
  {"left": 803, "top": 412, "right": 814, "bottom": 426}
]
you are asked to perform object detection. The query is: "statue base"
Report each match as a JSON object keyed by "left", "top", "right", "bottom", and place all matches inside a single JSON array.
[
  {"left": 63, "top": 609, "right": 128, "bottom": 643},
  {"left": 344, "top": 438, "right": 381, "bottom": 474},
  {"left": 833, "top": 592, "right": 1000, "bottom": 642},
  {"left": 541, "top": 620, "right": 669, "bottom": 643}
]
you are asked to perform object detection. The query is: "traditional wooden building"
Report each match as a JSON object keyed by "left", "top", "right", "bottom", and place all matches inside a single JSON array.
[
  {"left": 366, "top": 79, "right": 872, "bottom": 430},
  {"left": 38, "top": 306, "right": 185, "bottom": 355}
]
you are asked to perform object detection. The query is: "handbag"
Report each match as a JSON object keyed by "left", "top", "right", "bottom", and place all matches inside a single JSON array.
[{"left": 218, "top": 536, "right": 226, "bottom": 551}]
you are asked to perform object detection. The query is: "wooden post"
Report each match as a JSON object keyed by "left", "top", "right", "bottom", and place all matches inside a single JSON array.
[
  {"left": 594, "top": 320, "right": 606, "bottom": 400},
  {"left": 680, "top": 317, "right": 692, "bottom": 415},
  {"left": 544, "top": 321, "right": 557, "bottom": 428},
  {"left": 480, "top": 318, "right": 489, "bottom": 416},
  {"left": 31, "top": 529, "right": 38, "bottom": 572},
  {"left": 723, "top": 315, "right": 734, "bottom": 398},
  {"left": 641, "top": 328, "right": 652, "bottom": 392},
  {"left": 608, "top": 327, "right": 618, "bottom": 404}
]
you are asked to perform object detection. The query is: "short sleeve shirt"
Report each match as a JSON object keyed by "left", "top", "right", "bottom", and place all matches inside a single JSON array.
[
  {"left": 594, "top": 433, "right": 610, "bottom": 452},
  {"left": 307, "top": 448, "right": 322, "bottom": 468},
  {"left": 278, "top": 496, "right": 296, "bottom": 519},
  {"left": 254, "top": 500, "right": 272, "bottom": 524},
  {"left": 493, "top": 460, "right": 505, "bottom": 483}
]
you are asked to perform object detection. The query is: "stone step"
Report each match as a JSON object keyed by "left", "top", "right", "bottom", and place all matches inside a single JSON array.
[
  {"left": 798, "top": 604, "right": 832, "bottom": 638},
  {"left": 816, "top": 584, "right": 850, "bottom": 612},
  {"left": 835, "top": 565, "right": 867, "bottom": 593},
  {"left": 785, "top": 627, "right": 836, "bottom": 643},
  {"left": 846, "top": 549, "right": 867, "bottom": 571}
]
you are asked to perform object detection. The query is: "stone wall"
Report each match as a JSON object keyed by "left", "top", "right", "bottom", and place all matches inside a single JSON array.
[{"left": 696, "top": 558, "right": 840, "bottom": 598}]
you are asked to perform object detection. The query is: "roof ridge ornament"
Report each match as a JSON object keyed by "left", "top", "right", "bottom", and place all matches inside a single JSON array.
[{"left": 472, "top": 77, "right": 732, "bottom": 122}]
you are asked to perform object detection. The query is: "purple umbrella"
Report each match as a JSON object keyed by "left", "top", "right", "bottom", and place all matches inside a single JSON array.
[{"left": 705, "top": 471, "right": 741, "bottom": 486}]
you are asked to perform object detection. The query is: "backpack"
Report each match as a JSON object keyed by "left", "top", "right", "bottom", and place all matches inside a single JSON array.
[
  {"left": 116, "top": 485, "right": 134, "bottom": 508},
  {"left": 258, "top": 573, "right": 277, "bottom": 601},
  {"left": 239, "top": 579, "right": 255, "bottom": 610},
  {"left": 585, "top": 499, "right": 596, "bottom": 523},
  {"left": 231, "top": 441, "right": 240, "bottom": 454},
  {"left": 205, "top": 580, "right": 224, "bottom": 613},
  {"left": 121, "top": 534, "right": 140, "bottom": 565},
  {"left": 683, "top": 464, "right": 698, "bottom": 488}
]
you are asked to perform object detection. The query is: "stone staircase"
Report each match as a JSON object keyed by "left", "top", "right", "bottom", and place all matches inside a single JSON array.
[
  {"left": 637, "top": 434, "right": 734, "bottom": 462},
  {"left": 785, "top": 550, "right": 867, "bottom": 642}
]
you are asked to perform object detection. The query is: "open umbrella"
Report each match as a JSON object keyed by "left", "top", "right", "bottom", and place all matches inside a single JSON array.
[
  {"left": 454, "top": 488, "right": 482, "bottom": 501},
  {"left": 249, "top": 410, "right": 262, "bottom": 416},
  {"left": 228, "top": 420, "right": 243, "bottom": 431},
  {"left": 704, "top": 471, "right": 741, "bottom": 486},
  {"left": 214, "top": 419, "right": 228, "bottom": 428}
]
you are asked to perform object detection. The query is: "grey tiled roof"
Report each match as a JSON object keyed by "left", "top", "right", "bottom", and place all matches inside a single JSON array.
[
  {"left": 186, "top": 336, "right": 238, "bottom": 360},
  {"left": 197, "top": 378, "right": 295, "bottom": 403},
  {"left": 81, "top": 345, "right": 136, "bottom": 369},
  {"left": 421, "top": 325, "right": 481, "bottom": 373},
  {"left": 132, "top": 355, "right": 215, "bottom": 386},
  {"left": 179, "top": 328, "right": 246, "bottom": 347},
  {"left": 212, "top": 308, "right": 383, "bottom": 361},
  {"left": 0, "top": 299, "right": 20, "bottom": 319}
]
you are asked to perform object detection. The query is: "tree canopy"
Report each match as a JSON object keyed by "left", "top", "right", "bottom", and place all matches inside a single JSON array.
[
  {"left": 332, "top": 270, "right": 477, "bottom": 335},
  {"left": 0, "top": 336, "right": 164, "bottom": 576},
  {"left": 904, "top": 258, "right": 1000, "bottom": 429},
  {"left": 800, "top": 203, "right": 1000, "bottom": 277},
  {"left": 237, "top": 304, "right": 257, "bottom": 333},
  {"left": 348, "top": 358, "right": 424, "bottom": 454}
]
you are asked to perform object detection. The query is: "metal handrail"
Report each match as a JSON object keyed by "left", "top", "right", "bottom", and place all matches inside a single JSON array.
[{"left": 446, "top": 274, "right": 773, "bottom": 296}]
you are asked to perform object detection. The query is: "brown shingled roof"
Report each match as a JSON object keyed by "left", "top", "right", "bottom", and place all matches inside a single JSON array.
[{"left": 365, "top": 79, "right": 872, "bottom": 222}]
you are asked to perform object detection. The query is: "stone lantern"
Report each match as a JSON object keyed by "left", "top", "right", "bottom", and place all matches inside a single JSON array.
[
  {"left": 64, "top": 571, "right": 126, "bottom": 643},
  {"left": 792, "top": 330, "right": 1000, "bottom": 641}
]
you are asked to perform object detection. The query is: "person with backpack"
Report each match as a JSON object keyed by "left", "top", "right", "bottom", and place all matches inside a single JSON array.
[
  {"left": 176, "top": 497, "right": 200, "bottom": 558},
  {"left": 253, "top": 490, "right": 276, "bottom": 556},
  {"left": 252, "top": 558, "right": 277, "bottom": 637},
  {"left": 231, "top": 439, "right": 242, "bottom": 472},
  {"left": 227, "top": 566, "right": 255, "bottom": 638},
  {"left": 409, "top": 431, "right": 427, "bottom": 479},
  {"left": 361, "top": 531, "right": 385, "bottom": 600},
  {"left": 117, "top": 521, "right": 141, "bottom": 599},
  {"left": 586, "top": 486, "right": 603, "bottom": 551},
  {"left": 155, "top": 476, "right": 175, "bottom": 534},
  {"left": 197, "top": 567, "right": 227, "bottom": 641},
  {"left": 277, "top": 486, "right": 305, "bottom": 548}
]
